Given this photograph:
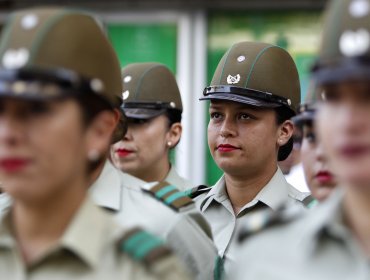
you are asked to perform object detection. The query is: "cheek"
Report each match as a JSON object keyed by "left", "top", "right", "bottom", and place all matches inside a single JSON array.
[{"left": 207, "top": 123, "right": 218, "bottom": 150}]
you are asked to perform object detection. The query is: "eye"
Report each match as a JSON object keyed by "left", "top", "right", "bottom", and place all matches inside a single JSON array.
[
  {"left": 239, "top": 113, "right": 252, "bottom": 120},
  {"left": 305, "top": 131, "right": 316, "bottom": 143},
  {"left": 27, "top": 101, "right": 51, "bottom": 114},
  {"left": 210, "top": 112, "right": 222, "bottom": 120}
]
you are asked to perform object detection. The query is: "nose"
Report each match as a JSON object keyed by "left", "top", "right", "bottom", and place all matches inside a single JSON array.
[
  {"left": 315, "top": 141, "right": 326, "bottom": 163},
  {"left": 0, "top": 116, "right": 23, "bottom": 147},
  {"left": 220, "top": 116, "right": 237, "bottom": 138},
  {"left": 123, "top": 125, "right": 133, "bottom": 141}
]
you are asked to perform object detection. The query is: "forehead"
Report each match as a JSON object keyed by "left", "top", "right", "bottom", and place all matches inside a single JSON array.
[{"left": 321, "top": 80, "right": 370, "bottom": 94}]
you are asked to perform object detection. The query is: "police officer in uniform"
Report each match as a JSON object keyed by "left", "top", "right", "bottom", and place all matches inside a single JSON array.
[
  {"left": 90, "top": 63, "right": 217, "bottom": 280},
  {"left": 0, "top": 7, "right": 188, "bottom": 279},
  {"left": 292, "top": 84, "right": 337, "bottom": 205},
  {"left": 233, "top": 0, "right": 370, "bottom": 279},
  {"left": 111, "top": 62, "right": 191, "bottom": 190},
  {"left": 190, "top": 41, "right": 309, "bottom": 274}
]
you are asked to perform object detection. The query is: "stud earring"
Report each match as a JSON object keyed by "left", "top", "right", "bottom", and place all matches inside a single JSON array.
[
  {"left": 167, "top": 141, "right": 172, "bottom": 147},
  {"left": 87, "top": 149, "right": 100, "bottom": 162}
]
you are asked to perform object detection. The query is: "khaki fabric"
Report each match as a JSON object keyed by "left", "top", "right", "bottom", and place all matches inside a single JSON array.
[
  {"left": 90, "top": 160, "right": 217, "bottom": 280},
  {"left": 165, "top": 166, "right": 193, "bottom": 191},
  {"left": 0, "top": 197, "right": 189, "bottom": 280},
  {"left": 193, "top": 168, "right": 308, "bottom": 273},
  {"left": 232, "top": 189, "right": 370, "bottom": 280}
]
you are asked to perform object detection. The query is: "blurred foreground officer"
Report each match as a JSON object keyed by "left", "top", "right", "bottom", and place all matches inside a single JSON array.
[
  {"left": 0, "top": 7, "right": 188, "bottom": 279},
  {"left": 111, "top": 63, "right": 191, "bottom": 190},
  {"left": 232, "top": 1, "right": 370, "bottom": 279},
  {"left": 292, "top": 84, "right": 338, "bottom": 206},
  {"left": 189, "top": 41, "right": 309, "bottom": 275},
  {"left": 90, "top": 63, "right": 217, "bottom": 280}
]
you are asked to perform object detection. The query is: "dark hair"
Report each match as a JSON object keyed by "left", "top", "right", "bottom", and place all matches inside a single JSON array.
[
  {"left": 75, "top": 94, "right": 115, "bottom": 173},
  {"left": 274, "top": 106, "right": 295, "bottom": 161},
  {"left": 164, "top": 108, "right": 182, "bottom": 149},
  {"left": 165, "top": 108, "right": 182, "bottom": 127}
]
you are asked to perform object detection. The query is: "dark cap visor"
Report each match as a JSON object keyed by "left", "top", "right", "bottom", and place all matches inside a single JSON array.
[
  {"left": 200, "top": 85, "right": 292, "bottom": 110},
  {"left": 292, "top": 111, "right": 315, "bottom": 127},
  {"left": 199, "top": 93, "right": 281, "bottom": 108},
  {"left": 122, "top": 107, "right": 166, "bottom": 119},
  {"left": 312, "top": 58, "right": 370, "bottom": 85}
]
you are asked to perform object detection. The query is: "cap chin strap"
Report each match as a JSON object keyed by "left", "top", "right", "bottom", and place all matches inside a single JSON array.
[
  {"left": 121, "top": 101, "right": 176, "bottom": 110},
  {"left": 203, "top": 85, "right": 292, "bottom": 108}
]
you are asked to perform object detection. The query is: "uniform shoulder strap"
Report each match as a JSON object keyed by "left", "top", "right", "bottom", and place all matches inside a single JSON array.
[
  {"left": 302, "top": 194, "right": 318, "bottom": 209},
  {"left": 238, "top": 204, "right": 304, "bottom": 243},
  {"left": 142, "top": 181, "right": 194, "bottom": 212},
  {"left": 184, "top": 184, "right": 212, "bottom": 199},
  {"left": 119, "top": 227, "right": 171, "bottom": 266}
]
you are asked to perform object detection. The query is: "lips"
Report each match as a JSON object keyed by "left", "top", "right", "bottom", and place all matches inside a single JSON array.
[
  {"left": 115, "top": 148, "right": 134, "bottom": 157},
  {"left": 315, "top": 171, "right": 334, "bottom": 185},
  {"left": 217, "top": 144, "right": 240, "bottom": 152},
  {"left": 0, "top": 158, "right": 30, "bottom": 172}
]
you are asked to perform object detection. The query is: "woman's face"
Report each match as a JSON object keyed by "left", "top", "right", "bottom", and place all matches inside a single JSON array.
[
  {"left": 111, "top": 114, "right": 180, "bottom": 180},
  {"left": 0, "top": 98, "right": 91, "bottom": 202},
  {"left": 207, "top": 100, "right": 292, "bottom": 178},
  {"left": 317, "top": 81, "right": 370, "bottom": 190},
  {"left": 300, "top": 123, "right": 337, "bottom": 201}
]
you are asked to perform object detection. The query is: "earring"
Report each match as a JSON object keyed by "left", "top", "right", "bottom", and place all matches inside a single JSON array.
[
  {"left": 88, "top": 149, "right": 100, "bottom": 162},
  {"left": 167, "top": 141, "right": 172, "bottom": 147}
]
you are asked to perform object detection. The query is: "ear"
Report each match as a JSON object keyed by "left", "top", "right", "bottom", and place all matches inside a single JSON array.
[
  {"left": 85, "top": 111, "right": 117, "bottom": 158},
  {"left": 277, "top": 119, "right": 294, "bottom": 147},
  {"left": 166, "top": 122, "right": 182, "bottom": 148}
]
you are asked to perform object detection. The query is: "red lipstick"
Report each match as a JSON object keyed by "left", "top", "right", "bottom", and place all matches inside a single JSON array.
[
  {"left": 0, "top": 158, "right": 30, "bottom": 172},
  {"left": 116, "top": 148, "right": 133, "bottom": 157},
  {"left": 315, "top": 171, "right": 334, "bottom": 184},
  {"left": 217, "top": 144, "right": 239, "bottom": 152}
]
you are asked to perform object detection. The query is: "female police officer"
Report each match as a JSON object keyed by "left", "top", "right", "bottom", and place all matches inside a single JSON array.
[
  {"left": 233, "top": 0, "right": 370, "bottom": 279},
  {"left": 0, "top": 7, "right": 187, "bottom": 279},
  {"left": 191, "top": 41, "right": 309, "bottom": 273}
]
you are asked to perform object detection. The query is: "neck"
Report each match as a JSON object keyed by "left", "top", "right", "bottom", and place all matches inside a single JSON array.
[
  {"left": 225, "top": 166, "right": 277, "bottom": 215},
  {"left": 12, "top": 180, "right": 87, "bottom": 265},
  {"left": 135, "top": 158, "right": 171, "bottom": 183},
  {"left": 343, "top": 187, "right": 370, "bottom": 257}
]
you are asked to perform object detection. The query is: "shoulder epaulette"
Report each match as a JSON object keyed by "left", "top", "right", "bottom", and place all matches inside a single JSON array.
[
  {"left": 143, "top": 181, "right": 193, "bottom": 212},
  {"left": 119, "top": 227, "right": 171, "bottom": 266},
  {"left": 238, "top": 204, "right": 304, "bottom": 243},
  {"left": 184, "top": 184, "right": 212, "bottom": 199},
  {"left": 302, "top": 194, "right": 318, "bottom": 209}
]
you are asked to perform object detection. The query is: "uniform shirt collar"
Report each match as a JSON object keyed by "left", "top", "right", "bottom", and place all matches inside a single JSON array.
[
  {"left": 300, "top": 189, "right": 357, "bottom": 256},
  {"left": 61, "top": 196, "right": 120, "bottom": 268},
  {"left": 90, "top": 160, "right": 122, "bottom": 211},
  {"left": 0, "top": 196, "right": 120, "bottom": 269},
  {"left": 201, "top": 168, "right": 290, "bottom": 212}
]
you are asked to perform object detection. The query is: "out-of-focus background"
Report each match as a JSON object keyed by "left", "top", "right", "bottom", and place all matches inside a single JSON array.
[{"left": 0, "top": 0, "right": 327, "bottom": 186}]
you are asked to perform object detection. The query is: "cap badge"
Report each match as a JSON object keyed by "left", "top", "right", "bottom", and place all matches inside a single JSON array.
[
  {"left": 2, "top": 48, "right": 29, "bottom": 69},
  {"left": 227, "top": 74, "right": 241, "bottom": 84},
  {"left": 349, "top": 0, "right": 370, "bottom": 18},
  {"left": 21, "top": 14, "right": 39, "bottom": 29},
  {"left": 123, "top": 75, "right": 132, "bottom": 83},
  {"left": 237, "top": 55, "right": 246, "bottom": 63},
  {"left": 339, "top": 29, "right": 370, "bottom": 57},
  {"left": 122, "top": 90, "right": 130, "bottom": 100}
]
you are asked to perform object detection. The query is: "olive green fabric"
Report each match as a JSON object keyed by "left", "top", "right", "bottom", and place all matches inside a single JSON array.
[
  {"left": 0, "top": 7, "right": 122, "bottom": 107},
  {"left": 312, "top": 0, "right": 370, "bottom": 84},
  {"left": 201, "top": 41, "right": 300, "bottom": 115},
  {"left": 121, "top": 62, "right": 182, "bottom": 118}
]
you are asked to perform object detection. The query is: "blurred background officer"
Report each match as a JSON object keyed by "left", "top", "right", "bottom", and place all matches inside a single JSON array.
[
  {"left": 111, "top": 63, "right": 191, "bottom": 190},
  {"left": 232, "top": 0, "right": 370, "bottom": 279},
  {"left": 90, "top": 62, "right": 217, "bottom": 280},
  {"left": 0, "top": 7, "right": 188, "bottom": 279},
  {"left": 292, "top": 83, "right": 337, "bottom": 205},
  {"left": 189, "top": 41, "right": 309, "bottom": 275}
]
